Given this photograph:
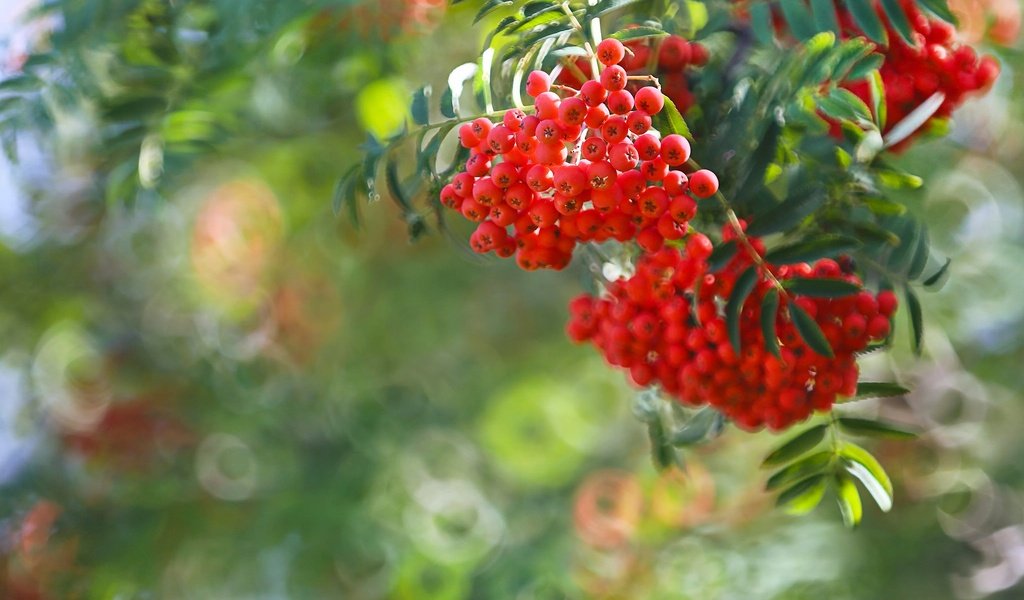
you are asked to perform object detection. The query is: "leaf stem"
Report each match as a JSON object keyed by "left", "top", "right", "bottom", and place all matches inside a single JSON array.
[{"left": 560, "top": 2, "right": 600, "bottom": 80}]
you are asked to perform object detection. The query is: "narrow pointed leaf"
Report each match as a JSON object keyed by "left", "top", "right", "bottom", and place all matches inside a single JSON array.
[
  {"left": 880, "top": 0, "right": 915, "bottom": 43},
  {"left": 785, "top": 278, "right": 860, "bottom": 298},
  {"left": 868, "top": 70, "right": 886, "bottom": 128},
  {"left": 707, "top": 241, "right": 738, "bottom": 273},
  {"left": 790, "top": 302, "right": 834, "bottom": 358},
  {"left": 884, "top": 92, "right": 945, "bottom": 148},
  {"left": 845, "top": 0, "right": 888, "bottom": 43},
  {"left": 835, "top": 472, "right": 863, "bottom": 527},
  {"left": 839, "top": 442, "right": 894, "bottom": 508},
  {"left": 765, "top": 235, "right": 861, "bottom": 264},
  {"left": 838, "top": 417, "right": 917, "bottom": 440},
  {"left": 917, "top": 0, "right": 958, "bottom": 23},
  {"left": 746, "top": 187, "right": 827, "bottom": 236},
  {"left": 779, "top": 0, "right": 817, "bottom": 40},
  {"left": 766, "top": 450, "right": 833, "bottom": 491},
  {"left": 749, "top": 1, "right": 776, "bottom": 45},
  {"left": 762, "top": 424, "right": 828, "bottom": 468},
  {"left": 727, "top": 267, "right": 760, "bottom": 353},
  {"left": 811, "top": 0, "right": 840, "bottom": 33},
  {"left": 922, "top": 258, "right": 951, "bottom": 288},
  {"left": 904, "top": 285, "right": 923, "bottom": 355},
  {"left": 853, "top": 381, "right": 910, "bottom": 399},
  {"left": 761, "top": 288, "right": 782, "bottom": 358},
  {"left": 777, "top": 474, "right": 828, "bottom": 514},
  {"left": 651, "top": 95, "right": 691, "bottom": 138}
]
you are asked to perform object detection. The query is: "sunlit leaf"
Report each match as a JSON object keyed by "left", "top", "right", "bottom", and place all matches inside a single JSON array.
[
  {"left": 834, "top": 472, "right": 863, "bottom": 527},
  {"left": 766, "top": 450, "right": 833, "bottom": 491},
  {"left": 777, "top": 474, "right": 828, "bottom": 514}
]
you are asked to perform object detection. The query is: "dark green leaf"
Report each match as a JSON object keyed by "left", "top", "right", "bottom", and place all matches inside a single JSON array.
[
  {"left": 0, "top": 75, "right": 40, "bottom": 92},
  {"left": 838, "top": 417, "right": 917, "bottom": 440},
  {"left": 811, "top": 0, "right": 840, "bottom": 33},
  {"left": 332, "top": 166, "right": 361, "bottom": 226},
  {"left": 777, "top": 473, "right": 828, "bottom": 514},
  {"left": 853, "top": 381, "right": 910, "bottom": 399},
  {"left": 785, "top": 277, "right": 861, "bottom": 298},
  {"left": 880, "top": 0, "right": 915, "bottom": 43},
  {"left": 766, "top": 235, "right": 861, "bottom": 264},
  {"left": 440, "top": 87, "right": 456, "bottom": 119},
  {"left": 907, "top": 226, "right": 930, "bottom": 280},
  {"left": 766, "top": 450, "right": 833, "bottom": 491},
  {"left": 411, "top": 86, "right": 431, "bottom": 126},
  {"left": 846, "top": 53, "right": 885, "bottom": 81},
  {"left": 749, "top": 1, "right": 776, "bottom": 45},
  {"left": 746, "top": 187, "right": 827, "bottom": 237},
  {"left": 727, "top": 266, "right": 760, "bottom": 353},
  {"left": 904, "top": 285, "right": 923, "bottom": 355},
  {"left": 761, "top": 288, "right": 782, "bottom": 359},
  {"left": 522, "top": 1, "right": 558, "bottom": 18},
  {"left": 762, "top": 424, "right": 829, "bottom": 468},
  {"left": 834, "top": 472, "right": 863, "bottom": 527},
  {"left": 845, "top": 0, "right": 888, "bottom": 43},
  {"left": 789, "top": 302, "right": 834, "bottom": 358},
  {"left": 474, "top": 0, "right": 513, "bottom": 24},
  {"left": 707, "top": 241, "right": 738, "bottom": 273},
  {"left": 917, "top": 0, "right": 958, "bottom": 23},
  {"left": 648, "top": 418, "right": 680, "bottom": 471},
  {"left": 779, "top": 0, "right": 817, "bottom": 40},
  {"left": 922, "top": 258, "right": 951, "bottom": 288}
]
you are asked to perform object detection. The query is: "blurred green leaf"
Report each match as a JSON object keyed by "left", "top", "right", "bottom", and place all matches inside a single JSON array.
[
  {"left": 837, "top": 417, "right": 917, "bottom": 440},
  {"left": 834, "top": 472, "right": 863, "bottom": 527},
  {"left": 789, "top": 302, "right": 835, "bottom": 358},
  {"left": 762, "top": 424, "right": 829, "bottom": 468},
  {"left": 778, "top": 473, "right": 828, "bottom": 514},
  {"left": 727, "top": 266, "right": 759, "bottom": 353},
  {"left": 766, "top": 235, "right": 861, "bottom": 265},
  {"left": 761, "top": 288, "right": 782, "bottom": 359}
]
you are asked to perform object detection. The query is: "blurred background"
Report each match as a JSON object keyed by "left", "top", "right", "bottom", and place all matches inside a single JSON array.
[{"left": 0, "top": 0, "right": 1022, "bottom": 598}]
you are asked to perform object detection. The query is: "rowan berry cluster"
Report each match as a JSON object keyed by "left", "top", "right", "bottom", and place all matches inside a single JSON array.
[
  {"left": 840, "top": 0, "right": 1000, "bottom": 146},
  {"left": 557, "top": 33, "right": 709, "bottom": 113},
  {"left": 439, "top": 37, "right": 719, "bottom": 270},
  {"left": 567, "top": 228, "right": 898, "bottom": 431}
]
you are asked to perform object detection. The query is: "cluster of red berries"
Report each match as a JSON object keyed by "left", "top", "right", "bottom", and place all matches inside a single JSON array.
[
  {"left": 439, "top": 37, "right": 720, "bottom": 270},
  {"left": 840, "top": 0, "right": 999, "bottom": 146},
  {"left": 567, "top": 226, "right": 898, "bottom": 430},
  {"left": 557, "top": 33, "right": 709, "bottom": 113}
]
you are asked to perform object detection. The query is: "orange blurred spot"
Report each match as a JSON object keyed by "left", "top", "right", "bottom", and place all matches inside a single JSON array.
[{"left": 573, "top": 470, "right": 643, "bottom": 549}]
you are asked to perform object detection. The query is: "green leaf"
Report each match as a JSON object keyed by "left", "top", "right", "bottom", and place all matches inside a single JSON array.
[
  {"left": 411, "top": 86, "right": 431, "bottom": 126},
  {"left": 789, "top": 302, "right": 834, "bottom": 358},
  {"left": 474, "top": 0, "right": 513, "bottom": 24},
  {"left": 766, "top": 235, "right": 861, "bottom": 264},
  {"left": 761, "top": 289, "right": 782, "bottom": 359},
  {"left": 671, "top": 408, "right": 719, "bottom": 446},
  {"left": 868, "top": 70, "right": 887, "bottom": 129},
  {"left": 746, "top": 187, "right": 827, "bottom": 237},
  {"left": 749, "top": 1, "right": 776, "bottom": 45},
  {"left": 727, "top": 266, "right": 760, "bottom": 353},
  {"left": 840, "top": 442, "right": 894, "bottom": 512},
  {"left": 880, "top": 0, "right": 915, "bottom": 43},
  {"left": 917, "top": 0, "right": 958, "bottom": 24},
  {"left": 834, "top": 472, "right": 863, "bottom": 527},
  {"left": 864, "top": 196, "right": 907, "bottom": 216},
  {"left": 845, "top": 0, "right": 888, "bottom": 43},
  {"left": 922, "top": 258, "right": 951, "bottom": 288},
  {"left": 648, "top": 418, "right": 681, "bottom": 471},
  {"left": 853, "top": 381, "right": 910, "bottom": 399},
  {"left": 810, "top": 0, "right": 840, "bottom": 33},
  {"left": 762, "top": 424, "right": 829, "bottom": 468},
  {"left": 651, "top": 95, "right": 691, "bottom": 138},
  {"left": 837, "top": 417, "right": 917, "bottom": 440},
  {"left": 766, "top": 450, "right": 833, "bottom": 491},
  {"left": 707, "top": 241, "right": 738, "bottom": 273},
  {"left": 907, "top": 226, "right": 930, "bottom": 280},
  {"left": 609, "top": 26, "right": 667, "bottom": 41},
  {"left": 904, "top": 285, "right": 923, "bottom": 356},
  {"left": 0, "top": 74, "right": 40, "bottom": 92},
  {"left": 332, "top": 166, "right": 361, "bottom": 226},
  {"left": 779, "top": 0, "right": 818, "bottom": 40},
  {"left": 846, "top": 53, "right": 885, "bottom": 82},
  {"left": 784, "top": 278, "right": 861, "bottom": 298},
  {"left": 777, "top": 474, "right": 828, "bottom": 514}
]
